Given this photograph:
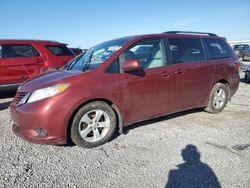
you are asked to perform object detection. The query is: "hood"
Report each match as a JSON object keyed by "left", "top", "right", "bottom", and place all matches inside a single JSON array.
[{"left": 19, "top": 70, "right": 86, "bottom": 92}]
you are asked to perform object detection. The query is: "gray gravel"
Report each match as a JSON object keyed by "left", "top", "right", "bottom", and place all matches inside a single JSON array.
[{"left": 0, "top": 74, "right": 250, "bottom": 188}]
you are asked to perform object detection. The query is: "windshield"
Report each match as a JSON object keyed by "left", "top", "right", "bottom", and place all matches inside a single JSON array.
[{"left": 67, "top": 37, "right": 135, "bottom": 71}]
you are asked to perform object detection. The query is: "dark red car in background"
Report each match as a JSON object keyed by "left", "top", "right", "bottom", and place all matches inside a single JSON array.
[
  {"left": 0, "top": 40, "right": 75, "bottom": 90},
  {"left": 10, "top": 32, "right": 240, "bottom": 148}
]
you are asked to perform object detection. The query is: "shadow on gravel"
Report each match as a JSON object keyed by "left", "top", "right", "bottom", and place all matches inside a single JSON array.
[
  {"left": 0, "top": 101, "right": 11, "bottom": 111},
  {"left": 123, "top": 108, "right": 203, "bottom": 134},
  {"left": 165, "top": 145, "right": 221, "bottom": 188}
]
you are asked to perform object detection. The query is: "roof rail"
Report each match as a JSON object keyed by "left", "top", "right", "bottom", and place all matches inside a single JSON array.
[{"left": 163, "top": 31, "right": 217, "bottom": 37}]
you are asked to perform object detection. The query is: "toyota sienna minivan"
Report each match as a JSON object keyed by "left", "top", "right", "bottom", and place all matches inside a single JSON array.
[{"left": 10, "top": 31, "right": 240, "bottom": 148}]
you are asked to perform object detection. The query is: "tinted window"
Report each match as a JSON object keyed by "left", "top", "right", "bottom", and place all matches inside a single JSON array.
[
  {"left": 168, "top": 38, "right": 205, "bottom": 64},
  {"left": 32, "top": 47, "right": 40, "bottom": 56},
  {"left": 204, "top": 38, "right": 232, "bottom": 59},
  {"left": 46, "top": 45, "right": 73, "bottom": 56},
  {"left": 70, "top": 48, "right": 83, "bottom": 55},
  {"left": 124, "top": 38, "right": 166, "bottom": 69},
  {"left": 2, "top": 44, "right": 40, "bottom": 58}
]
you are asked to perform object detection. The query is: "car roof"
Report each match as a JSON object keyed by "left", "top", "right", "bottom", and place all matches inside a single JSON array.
[{"left": 0, "top": 39, "right": 66, "bottom": 45}]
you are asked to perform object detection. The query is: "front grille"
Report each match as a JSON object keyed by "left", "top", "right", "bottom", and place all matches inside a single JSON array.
[{"left": 13, "top": 92, "right": 28, "bottom": 105}]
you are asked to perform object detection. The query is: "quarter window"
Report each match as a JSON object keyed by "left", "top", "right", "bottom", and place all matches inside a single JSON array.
[
  {"left": 204, "top": 38, "right": 232, "bottom": 59},
  {"left": 2, "top": 44, "right": 40, "bottom": 58},
  {"left": 168, "top": 38, "right": 205, "bottom": 64},
  {"left": 124, "top": 38, "right": 167, "bottom": 69}
]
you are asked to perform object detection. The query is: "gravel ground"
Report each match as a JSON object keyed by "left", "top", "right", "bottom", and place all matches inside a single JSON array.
[{"left": 0, "top": 73, "right": 250, "bottom": 188}]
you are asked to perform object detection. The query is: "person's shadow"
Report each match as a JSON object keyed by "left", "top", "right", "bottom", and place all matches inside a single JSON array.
[{"left": 165, "top": 145, "right": 221, "bottom": 188}]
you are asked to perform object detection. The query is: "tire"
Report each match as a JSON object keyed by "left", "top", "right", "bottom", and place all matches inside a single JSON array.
[
  {"left": 205, "top": 83, "right": 229, "bottom": 114},
  {"left": 245, "top": 74, "right": 250, "bottom": 83},
  {"left": 71, "top": 101, "right": 117, "bottom": 148}
]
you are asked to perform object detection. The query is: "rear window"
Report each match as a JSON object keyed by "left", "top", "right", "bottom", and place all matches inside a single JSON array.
[
  {"left": 1, "top": 44, "right": 40, "bottom": 58},
  {"left": 46, "top": 45, "right": 73, "bottom": 56},
  {"left": 168, "top": 38, "right": 205, "bottom": 64},
  {"left": 204, "top": 38, "right": 232, "bottom": 59}
]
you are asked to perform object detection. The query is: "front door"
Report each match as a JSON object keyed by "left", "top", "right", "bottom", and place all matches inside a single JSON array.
[{"left": 121, "top": 38, "right": 174, "bottom": 125}]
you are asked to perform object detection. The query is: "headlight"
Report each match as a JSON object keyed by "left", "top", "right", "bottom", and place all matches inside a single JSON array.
[{"left": 18, "top": 84, "right": 69, "bottom": 106}]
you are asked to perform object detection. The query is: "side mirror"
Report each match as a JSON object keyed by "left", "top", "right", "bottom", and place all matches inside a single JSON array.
[{"left": 122, "top": 59, "right": 142, "bottom": 72}]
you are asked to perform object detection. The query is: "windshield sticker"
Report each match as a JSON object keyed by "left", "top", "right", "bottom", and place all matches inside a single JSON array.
[{"left": 108, "top": 46, "right": 122, "bottom": 51}]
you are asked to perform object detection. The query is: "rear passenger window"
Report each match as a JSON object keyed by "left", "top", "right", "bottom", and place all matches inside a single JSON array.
[
  {"left": 46, "top": 45, "right": 73, "bottom": 56},
  {"left": 204, "top": 38, "right": 232, "bottom": 59},
  {"left": 2, "top": 44, "right": 40, "bottom": 58},
  {"left": 168, "top": 38, "right": 205, "bottom": 64}
]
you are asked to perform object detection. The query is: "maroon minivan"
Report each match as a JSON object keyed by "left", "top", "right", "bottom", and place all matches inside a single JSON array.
[
  {"left": 0, "top": 40, "right": 75, "bottom": 90},
  {"left": 10, "top": 31, "right": 240, "bottom": 148}
]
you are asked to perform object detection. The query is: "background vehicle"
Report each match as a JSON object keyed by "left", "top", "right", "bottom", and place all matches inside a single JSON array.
[
  {"left": 232, "top": 44, "right": 250, "bottom": 60},
  {"left": 244, "top": 50, "right": 250, "bottom": 60},
  {"left": 10, "top": 31, "right": 240, "bottom": 148},
  {"left": 0, "top": 40, "right": 75, "bottom": 90},
  {"left": 245, "top": 65, "right": 250, "bottom": 83},
  {"left": 69, "top": 48, "right": 86, "bottom": 56}
]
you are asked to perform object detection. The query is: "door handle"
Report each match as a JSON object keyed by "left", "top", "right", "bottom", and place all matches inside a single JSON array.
[
  {"left": 161, "top": 71, "right": 171, "bottom": 78},
  {"left": 174, "top": 70, "right": 185, "bottom": 75},
  {"left": 36, "top": 59, "right": 44, "bottom": 64}
]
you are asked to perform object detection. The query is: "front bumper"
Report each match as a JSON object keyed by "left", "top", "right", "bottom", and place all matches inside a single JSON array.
[
  {"left": 9, "top": 95, "right": 72, "bottom": 145},
  {"left": 12, "top": 123, "right": 65, "bottom": 145}
]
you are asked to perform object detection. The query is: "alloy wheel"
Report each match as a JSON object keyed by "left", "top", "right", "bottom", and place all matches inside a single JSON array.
[
  {"left": 78, "top": 110, "right": 111, "bottom": 143},
  {"left": 212, "top": 88, "right": 226, "bottom": 110}
]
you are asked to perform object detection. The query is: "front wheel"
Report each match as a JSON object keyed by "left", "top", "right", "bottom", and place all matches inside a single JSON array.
[
  {"left": 71, "top": 101, "right": 117, "bottom": 148},
  {"left": 205, "top": 83, "right": 229, "bottom": 114}
]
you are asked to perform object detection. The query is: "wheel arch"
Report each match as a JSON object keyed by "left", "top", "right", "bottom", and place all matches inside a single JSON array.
[{"left": 66, "top": 98, "right": 123, "bottom": 144}]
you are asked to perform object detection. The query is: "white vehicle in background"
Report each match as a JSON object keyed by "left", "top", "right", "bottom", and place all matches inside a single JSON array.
[
  {"left": 232, "top": 44, "right": 250, "bottom": 61},
  {"left": 244, "top": 49, "right": 250, "bottom": 59}
]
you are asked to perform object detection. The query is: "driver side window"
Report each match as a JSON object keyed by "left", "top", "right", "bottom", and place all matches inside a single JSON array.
[{"left": 124, "top": 38, "right": 167, "bottom": 69}]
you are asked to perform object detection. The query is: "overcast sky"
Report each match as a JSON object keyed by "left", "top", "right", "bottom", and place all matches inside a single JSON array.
[{"left": 1, "top": 0, "right": 249, "bottom": 48}]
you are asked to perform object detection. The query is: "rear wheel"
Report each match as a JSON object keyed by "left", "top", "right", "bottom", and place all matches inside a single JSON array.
[
  {"left": 71, "top": 101, "right": 117, "bottom": 148},
  {"left": 205, "top": 83, "right": 229, "bottom": 114}
]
